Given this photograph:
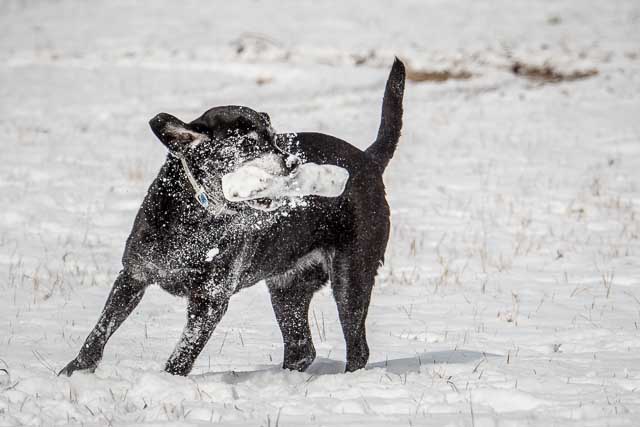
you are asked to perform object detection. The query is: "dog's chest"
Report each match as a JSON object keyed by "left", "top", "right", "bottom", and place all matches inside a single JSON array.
[{"left": 153, "top": 209, "right": 274, "bottom": 269}]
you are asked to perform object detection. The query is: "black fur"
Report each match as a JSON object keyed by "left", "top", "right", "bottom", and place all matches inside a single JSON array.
[
  {"left": 367, "top": 58, "right": 406, "bottom": 170},
  {"left": 59, "top": 59, "right": 406, "bottom": 377}
]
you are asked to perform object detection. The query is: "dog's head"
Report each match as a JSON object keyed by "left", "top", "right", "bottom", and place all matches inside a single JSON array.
[
  {"left": 149, "top": 106, "right": 348, "bottom": 213},
  {"left": 149, "top": 106, "right": 302, "bottom": 210},
  {"left": 149, "top": 106, "right": 291, "bottom": 174}
]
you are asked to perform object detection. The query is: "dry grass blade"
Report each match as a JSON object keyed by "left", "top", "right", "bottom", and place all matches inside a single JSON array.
[{"left": 32, "top": 350, "right": 56, "bottom": 374}]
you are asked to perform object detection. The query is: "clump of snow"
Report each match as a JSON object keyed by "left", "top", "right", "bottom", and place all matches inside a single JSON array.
[
  {"left": 205, "top": 247, "right": 219, "bottom": 261},
  {"left": 221, "top": 159, "right": 349, "bottom": 207}
]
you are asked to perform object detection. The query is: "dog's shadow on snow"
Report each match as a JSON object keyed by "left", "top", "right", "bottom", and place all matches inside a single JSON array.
[
  {"left": 310, "top": 349, "right": 495, "bottom": 376},
  {"left": 194, "top": 349, "right": 495, "bottom": 383}
]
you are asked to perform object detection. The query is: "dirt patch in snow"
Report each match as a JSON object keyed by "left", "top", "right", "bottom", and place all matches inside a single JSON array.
[
  {"left": 405, "top": 65, "right": 473, "bottom": 83},
  {"left": 510, "top": 61, "right": 598, "bottom": 83}
]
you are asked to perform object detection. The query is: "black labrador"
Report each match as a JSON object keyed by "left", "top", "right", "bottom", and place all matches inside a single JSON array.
[{"left": 60, "top": 58, "right": 405, "bottom": 376}]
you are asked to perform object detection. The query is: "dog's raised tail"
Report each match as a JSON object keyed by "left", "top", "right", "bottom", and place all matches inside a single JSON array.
[{"left": 365, "top": 57, "right": 406, "bottom": 171}]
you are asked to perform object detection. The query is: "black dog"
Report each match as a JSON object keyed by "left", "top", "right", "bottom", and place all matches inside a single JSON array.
[{"left": 60, "top": 59, "right": 405, "bottom": 376}]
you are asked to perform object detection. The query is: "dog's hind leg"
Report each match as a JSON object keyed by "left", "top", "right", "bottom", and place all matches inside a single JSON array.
[
  {"left": 267, "top": 266, "right": 326, "bottom": 372},
  {"left": 164, "top": 291, "right": 229, "bottom": 376},
  {"left": 59, "top": 270, "right": 146, "bottom": 376},
  {"left": 331, "top": 252, "right": 376, "bottom": 372}
]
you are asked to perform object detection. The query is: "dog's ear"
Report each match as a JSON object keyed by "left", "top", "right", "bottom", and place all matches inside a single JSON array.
[{"left": 149, "top": 112, "right": 208, "bottom": 154}]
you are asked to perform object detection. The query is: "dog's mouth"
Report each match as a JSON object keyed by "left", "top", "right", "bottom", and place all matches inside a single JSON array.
[{"left": 244, "top": 197, "right": 284, "bottom": 212}]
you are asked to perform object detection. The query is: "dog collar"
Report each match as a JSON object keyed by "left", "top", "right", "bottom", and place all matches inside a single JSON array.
[
  {"left": 173, "top": 153, "right": 231, "bottom": 216},
  {"left": 176, "top": 153, "right": 209, "bottom": 208}
]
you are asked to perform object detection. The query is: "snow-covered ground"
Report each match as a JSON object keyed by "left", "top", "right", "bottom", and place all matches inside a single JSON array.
[{"left": 1, "top": 0, "right": 640, "bottom": 425}]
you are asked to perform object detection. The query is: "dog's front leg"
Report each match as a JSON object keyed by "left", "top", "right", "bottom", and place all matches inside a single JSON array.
[
  {"left": 59, "top": 270, "right": 146, "bottom": 376},
  {"left": 164, "top": 290, "right": 230, "bottom": 376}
]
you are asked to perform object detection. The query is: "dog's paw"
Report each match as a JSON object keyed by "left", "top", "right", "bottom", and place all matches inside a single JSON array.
[
  {"left": 283, "top": 340, "right": 316, "bottom": 372},
  {"left": 283, "top": 356, "right": 315, "bottom": 372},
  {"left": 58, "top": 358, "right": 97, "bottom": 377}
]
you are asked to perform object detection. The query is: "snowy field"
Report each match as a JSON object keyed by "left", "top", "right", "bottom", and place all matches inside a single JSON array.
[{"left": 1, "top": 0, "right": 640, "bottom": 425}]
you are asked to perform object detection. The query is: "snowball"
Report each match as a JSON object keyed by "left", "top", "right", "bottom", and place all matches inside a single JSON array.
[
  {"left": 205, "top": 247, "right": 219, "bottom": 261},
  {"left": 221, "top": 162, "right": 349, "bottom": 205}
]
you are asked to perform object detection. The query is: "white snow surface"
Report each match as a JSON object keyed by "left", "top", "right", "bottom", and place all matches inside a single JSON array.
[{"left": 1, "top": 1, "right": 640, "bottom": 426}]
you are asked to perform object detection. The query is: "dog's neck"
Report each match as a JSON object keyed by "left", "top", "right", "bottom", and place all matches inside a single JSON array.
[{"left": 172, "top": 152, "right": 236, "bottom": 217}]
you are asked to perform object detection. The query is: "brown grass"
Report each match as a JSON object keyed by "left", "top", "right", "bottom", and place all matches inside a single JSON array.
[
  {"left": 510, "top": 61, "right": 598, "bottom": 83},
  {"left": 406, "top": 66, "right": 472, "bottom": 83}
]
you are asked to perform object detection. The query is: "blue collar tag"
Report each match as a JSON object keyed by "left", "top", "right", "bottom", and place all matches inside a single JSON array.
[
  {"left": 174, "top": 152, "right": 211, "bottom": 210},
  {"left": 195, "top": 189, "right": 209, "bottom": 208}
]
